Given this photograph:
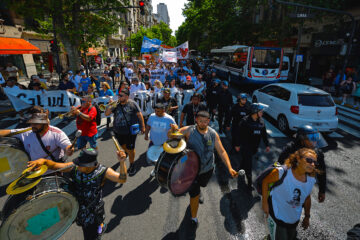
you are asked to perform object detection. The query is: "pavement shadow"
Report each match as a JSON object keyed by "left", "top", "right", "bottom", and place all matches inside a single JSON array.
[
  {"left": 102, "top": 162, "right": 123, "bottom": 198},
  {"left": 162, "top": 206, "right": 197, "bottom": 240},
  {"left": 220, "top": 187, "right": 260, "bottom": 235},
  {"left": 99, "top": 129, "right": 112, "bottom": 141},
  {"left": 105, "top": 176, "right": 159, "bottom": 233}
]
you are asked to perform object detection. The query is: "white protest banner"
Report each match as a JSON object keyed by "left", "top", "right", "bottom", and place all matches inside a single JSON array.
[
  {"left": 4, "top": 88, "right": 81, "bottom": 112},
  {"left": 176, "top": 41, "right": 189, "bottom": 59},
  {"left": 161, "top": 51, "right": 177, "bottom": 63}
]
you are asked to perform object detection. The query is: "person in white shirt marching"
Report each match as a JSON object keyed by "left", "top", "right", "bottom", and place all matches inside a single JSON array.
[
  {"left": 0, "top": 111, "right": 74, "bottom": 162},
  {"left": 145, "top": 103, "right": 176, "bottom": 177},
  {"left": 129, "top": 77, "right": 146, "bottom": 95},
  {"left": 124, "top": 63, "right": 134, "bottom": 83},
  {"left": 262, "top": 148, "right": 320, "bottom": 240}
]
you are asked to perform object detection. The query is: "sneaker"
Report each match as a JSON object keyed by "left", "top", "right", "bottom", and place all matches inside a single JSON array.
[
  {"left": 128, "top": 164, "right": 136, "bottom": 176},
  {"left": 150, "top": 169, "right": 155, "bottom": 177},
  {"left": 341, "top": 102, "right": 345, "bottom": 106},
  {"left": 199, "top": 192, "right": 204, "bottom": 204},
  {"left": 97, "top": 223, "right": 107, "bottom": 235}
]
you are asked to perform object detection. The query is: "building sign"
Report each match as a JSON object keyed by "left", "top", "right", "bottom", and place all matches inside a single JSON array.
[{"left": 311, "top": 33, "right": 344, "bottom": 55}]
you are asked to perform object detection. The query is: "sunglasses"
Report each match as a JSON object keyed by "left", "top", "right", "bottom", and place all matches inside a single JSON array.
[
  {"left": 119, "top": 94, "right": 125, "bottom": 97},
  {"left": 305, "top": 157, "right": 318, "bottom": 166}
]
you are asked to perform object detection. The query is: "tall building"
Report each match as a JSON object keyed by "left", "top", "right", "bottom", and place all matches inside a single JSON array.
[{"left": 156, "top": 3, "right": 170, "bottom": 25}]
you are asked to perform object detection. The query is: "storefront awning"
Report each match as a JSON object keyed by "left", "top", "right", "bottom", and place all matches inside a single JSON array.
[
  {"left": 86, "top": 48, "right": 101, "bottom": 56},
  {"left": 0, "top": 37, "right": 41, "bottom": 55}
]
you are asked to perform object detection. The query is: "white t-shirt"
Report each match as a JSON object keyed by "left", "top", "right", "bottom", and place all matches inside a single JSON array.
[
  {"left": 130, "top": 82, "right": 146, "bottom": 94},
  {"left": 147, "top": 113, "right": 175, "bottom": 145},
  {"left": 270, "top": 168, "right": 316, "bottom": 224},
  {"left": 124, "top": 68, "right": 134, "bottom": 79},
  {"left": 6, "top": 66, "right": 18, "bottom": 77},
  {"left": 11, "top": 126, "right": 71, "bottom": 161}
]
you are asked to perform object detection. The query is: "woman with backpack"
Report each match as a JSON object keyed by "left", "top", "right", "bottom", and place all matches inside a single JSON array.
[{"left": 262, "top": 148, "right": 321, "bottom": 240}]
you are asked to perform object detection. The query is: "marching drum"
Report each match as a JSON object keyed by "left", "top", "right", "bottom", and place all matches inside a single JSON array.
[
  {"left": 0, "top": 176, "right": 79, "bottom": 240},
  {"left": 146, "top": 145, "right": 164, "bottom": 165},
  {"left": 0, "top": 137, "right": 30, "bottom": 186},
  {"left": 155, "top": 149, "right": 199, "bottom": 196}
]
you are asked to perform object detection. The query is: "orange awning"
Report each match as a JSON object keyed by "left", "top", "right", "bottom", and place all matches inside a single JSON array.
[
  {"left": 0, "top": 37, "right": 41, "bottom": 55},
  {"left": 86, "top": 48, "right": 100, "bottom": 56}
]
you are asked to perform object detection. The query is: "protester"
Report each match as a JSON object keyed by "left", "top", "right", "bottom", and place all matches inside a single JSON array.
[
  {"left": 5, "top": 63, "right": 18, "bottom": 79},
  {"left": 0, "top": 110, "right": 74, "bottom": 162},
  {"left": 154, "top": 80, "right": 163, "bottom": 93},
  {"left": 129, "top": 77, "right": 146, "bottom": 94},
  {"left": 180, "top": 76, "right": 195, "bottom": 90},
  {"left": 28, "top": 148, "right": 127, "bottom": 240},
  {"left": 157, "top": 88, "right": 179, "bottom": 121},
  {"left": 105, "top": 88, "right": 145, "bottom": 176},
  {"left": 180, "top": 93, "right": 207, "bottom": 127},
  {"left": 207, "top": 79, "right": 221, "bottom": 121},
  {"left": 72, "top": 95, "right": 98, "bottom": 150},
  {"left": 230, "top": 93, "right": 251, "bottom": 148},
  {"left": 59, "top": 74, "right": 76, "bottom": 92},
  {"left": 340, "top": 75, "right": 356, "bottom": 105},
  {"left": 262, "top": 148, "right": 319, "bottom": 240},
  {"left": 217, "top": 81, "right": 232, "bottom": 134}
]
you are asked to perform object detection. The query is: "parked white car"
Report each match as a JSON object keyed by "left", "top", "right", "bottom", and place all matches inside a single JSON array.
[{"left": 252, "top": 83, "right": 338, "bottom": 133}]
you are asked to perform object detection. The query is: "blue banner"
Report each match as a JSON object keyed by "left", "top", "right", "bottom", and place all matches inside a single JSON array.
[{"left": 140, "top": 36, "right": 162, "bottom": 53}]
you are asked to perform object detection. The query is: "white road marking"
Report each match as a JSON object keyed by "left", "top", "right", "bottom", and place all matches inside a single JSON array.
[
  {"left": 328, "top": 132, "right": 344, "bottom": 138},
  {"left": 338, "top": 123, "right": 360, "bottom": 138}
]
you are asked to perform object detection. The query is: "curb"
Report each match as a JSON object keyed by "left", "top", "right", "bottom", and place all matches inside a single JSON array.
[{"left": 334, "top": 99, "right": 360, "bottom": 111}]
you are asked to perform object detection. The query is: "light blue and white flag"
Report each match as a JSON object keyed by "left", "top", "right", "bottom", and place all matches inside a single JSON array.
[{"left": 140, "top": 36, "right": 162, "bottom": 53}]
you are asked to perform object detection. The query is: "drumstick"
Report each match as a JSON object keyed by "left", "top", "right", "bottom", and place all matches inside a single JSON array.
[
  {"left": 62, "top": 130, "right": 82, "bottom": 162},
  {"left": 111, "top": 136, "right": 123, "bottom": 152}
]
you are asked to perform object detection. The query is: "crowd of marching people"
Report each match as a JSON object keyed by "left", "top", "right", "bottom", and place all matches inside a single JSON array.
[{"left": 1, "top": 58, "right": 349, "bottom": 240}]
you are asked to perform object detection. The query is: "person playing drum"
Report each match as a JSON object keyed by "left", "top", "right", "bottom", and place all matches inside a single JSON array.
[
  {"left": 145, "top": 103, "right": 176, "bottom": 176},
  {"left": 28, "top": 148, "right": 127, "bottom": 240},
  {"left": 0, "top": 110, "right": 74, "bottom": 162},
  {"left": 168, "top": 110, "right": 238, "bottom": 233}
]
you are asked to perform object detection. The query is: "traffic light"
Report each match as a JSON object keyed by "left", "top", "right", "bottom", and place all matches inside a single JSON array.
[
  {"left": 139, "top": 1, "right": 145, "bottom": 15},
  {"left": 49, "top": 39, "right": 58, "bottom": 53}
]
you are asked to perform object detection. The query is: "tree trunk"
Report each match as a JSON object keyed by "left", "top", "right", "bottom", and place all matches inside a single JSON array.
[{"left": 62, "top": 39, "right": 80, "bottom": 71}]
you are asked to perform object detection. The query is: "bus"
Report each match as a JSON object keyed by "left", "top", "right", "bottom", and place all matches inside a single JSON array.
[{"left": 210, "top": 45, "right": 285, "bottom": 85}]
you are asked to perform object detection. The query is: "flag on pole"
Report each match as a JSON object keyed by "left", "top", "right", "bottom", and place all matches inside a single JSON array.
[
  {"left": 176, "top": 41, "right": 189, "bottom": 59},
  {"left": 140, "top": 36, "right": 162, "bottom": 53}
]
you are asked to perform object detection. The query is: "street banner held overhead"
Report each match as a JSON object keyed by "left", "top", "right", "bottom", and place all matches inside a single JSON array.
[
  {"left": 176, "top": 41, "right": 189, "bottom": 59},
  {"left": 140, "top": 36, "right": 162, "bottom": 53},
  {"left": 159, "top": 47, "right": 177, "bottom": 63},
  {"left": 4, "top": 88, "right": 81, "bottom": 112}
]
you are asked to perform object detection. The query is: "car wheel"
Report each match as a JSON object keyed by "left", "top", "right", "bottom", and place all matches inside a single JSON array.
[
  {"left": 252, "top": 96, "right": 257, "bottom": 103},
  {"left": 278, "top": 115, "right": 289, "bottom": 133}
]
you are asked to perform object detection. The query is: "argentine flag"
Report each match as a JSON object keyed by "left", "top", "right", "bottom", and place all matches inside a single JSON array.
[{"left": 141, "top": 36, "right": 162, "bottom": 53}]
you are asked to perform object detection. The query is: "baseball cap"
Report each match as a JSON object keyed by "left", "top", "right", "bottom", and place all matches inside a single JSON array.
[
  {"left": 27, "top": 113, "right": 48, "bottom": 124},
  {"left": 186, "top": 75, "right": 192, "bottom": 81},
  {"left": 222, "top": 81, "right": 229, "bottom": 86},
  {"left": 73, "top": 148, "right": 98, "bottom": 167},
  {"left": 80, "top": 72, "right": 85, "bottom": 76}
]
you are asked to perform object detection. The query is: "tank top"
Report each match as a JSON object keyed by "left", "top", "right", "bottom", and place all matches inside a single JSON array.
[
  {"left": 270, "top": 168, "right": 316, "bottom": 224},
  {"left": 187, "top": 125, "right": 216, "bottom": 174}
]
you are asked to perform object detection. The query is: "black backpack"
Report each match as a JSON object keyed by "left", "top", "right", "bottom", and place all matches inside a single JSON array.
[
  {"left": 92, "top": 104, "right": 102, "bottom": 126},
  {"left": 254, "top": 162, "right": 288, "bottom": 196}
]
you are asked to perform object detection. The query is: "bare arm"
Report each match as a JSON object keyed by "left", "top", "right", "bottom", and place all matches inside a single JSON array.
[
  {"left": 179, "top": 112, "right": 185, "bottom": 127},
  {"left": 27, "top": 159, "right": 74, "bottom": 173},
  {"left": 105, "top": 151, "right": 127, "bottom": 183},
  {"left": 145, "top": 125, "right": 151, "bottom": 140},
  {"left": 136, "top": 112, "right": 145, "bottom": 132},
  {"left": 214, "top": 132, "right": 237, "bottom": 177}
]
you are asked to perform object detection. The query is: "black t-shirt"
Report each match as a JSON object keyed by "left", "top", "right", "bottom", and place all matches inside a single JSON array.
[
  {"left": 157, "top": 96, "right": 178, "bottom": 117},
  {"left": 182, "top": 103, "right": 207, "bottom": 125},
  {"left": 181, "top": 83, "right": 195, "bottom": 90},
  {"left": 113, "top": 99, "right": 141, "bottom": 134},
  {"left": 59, "top": 81, "right": 75, "bottom": 90}
]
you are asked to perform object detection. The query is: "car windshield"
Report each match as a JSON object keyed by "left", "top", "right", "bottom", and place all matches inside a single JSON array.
[
  {"left": 251, "top": 49, "right": 281, "bottom": 69},
  {"left": 298, "top": 94, "right": 335, "bottom": 107}
]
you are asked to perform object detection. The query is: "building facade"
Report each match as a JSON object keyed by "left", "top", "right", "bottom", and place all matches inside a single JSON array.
[{"left": 155, "top": 3, "right": 170, "bottom": 25}]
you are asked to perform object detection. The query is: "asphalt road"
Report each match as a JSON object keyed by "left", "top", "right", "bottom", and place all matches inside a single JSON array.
[{"left": 0, "top": 87, "right": 359, "bottom": 240}]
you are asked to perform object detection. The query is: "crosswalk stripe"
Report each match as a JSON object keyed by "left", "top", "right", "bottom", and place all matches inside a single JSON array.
[
  {"left": 338, "top": 123, "right": 360, "bottom": 138},
  {"left": 328, "top": 132, "right": 344, "bottom": 138},
  {"left": 263, "top": 119, "right": 286, "bottom": 138}
]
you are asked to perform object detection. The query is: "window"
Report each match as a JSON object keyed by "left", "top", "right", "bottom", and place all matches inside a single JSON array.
[
  {"left": 276, "top": 87, "right": 291, "bottom": 101},
  {"left": 298, "top": 94, "right": 335, "bottom": 107}
]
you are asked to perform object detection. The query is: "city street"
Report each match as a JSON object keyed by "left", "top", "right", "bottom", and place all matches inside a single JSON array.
[{"left": 0, "top": 86, "right": 359, "bottom": 240}]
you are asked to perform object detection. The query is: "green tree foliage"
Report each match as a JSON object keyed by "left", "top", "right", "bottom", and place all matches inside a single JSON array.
[
  {"left": 8, "top": 0, "right": 130, "bottom": 70},
  {"left": 127, "top": 22, "right": 177, "bottom": 57},
  {"left": 176, "top": 0, "right": 346, "bottom": 53}
]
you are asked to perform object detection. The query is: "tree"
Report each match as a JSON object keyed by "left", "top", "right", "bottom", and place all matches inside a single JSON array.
[
  {"left": 176, "top": 0, "right": 346, "bottom": 53},
  {"left": 8, "top": 0, "right": 130, "bottom": 71},
  {"left": 127, "top": 22, "right": 177, "bottom": 57}
]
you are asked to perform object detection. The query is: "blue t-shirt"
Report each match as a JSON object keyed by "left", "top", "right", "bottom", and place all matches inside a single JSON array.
[
  {"left": 80, "top": 77, "right": 92, "bottom": 92},
  {"left": 99, "top": 89, "right": 114, "bottom": 97},
  {"left": 147, "top": 113, "right": 175, "bottom": 146}
]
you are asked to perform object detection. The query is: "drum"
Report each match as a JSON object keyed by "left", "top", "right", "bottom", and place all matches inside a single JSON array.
[
  {"left": 155, "top": 149, "right": 199, "bottom": 196},
  {"left": 146, "top": 145, "right": 164, "bottom": 165},
  {"left": 0, "top": 176, "right": 79, "bottom": 240},
  {"left": 0, "top": 137, "right": 30, "bottom": 186}
]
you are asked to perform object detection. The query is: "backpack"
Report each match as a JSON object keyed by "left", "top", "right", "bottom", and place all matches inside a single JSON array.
[
  {"left": 254, "top": 162, "right": 288, "bottom": 196},
  {"left": 92, "top": 105, "right": 102, "bottom": 126}
]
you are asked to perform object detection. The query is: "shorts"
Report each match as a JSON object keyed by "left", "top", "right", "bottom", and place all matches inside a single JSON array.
[
  {"left": 189, "top": 168, "right": 214, "bottom": 198},
  {"left": 115, "top": 133, "right": 137, "bottom": 150},
  {"left": 77, "top": 134, "right": 98, "bottom": 149}
]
